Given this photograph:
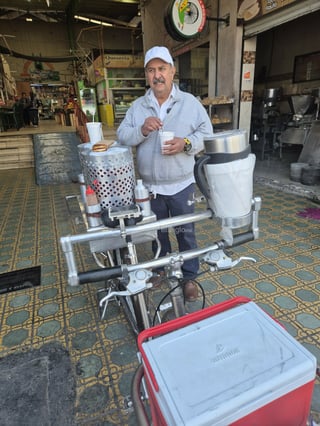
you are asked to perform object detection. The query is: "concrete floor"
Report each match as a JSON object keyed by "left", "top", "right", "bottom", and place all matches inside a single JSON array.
[{"left": 253, "top": 143, "right": 320, "bottom": 202}]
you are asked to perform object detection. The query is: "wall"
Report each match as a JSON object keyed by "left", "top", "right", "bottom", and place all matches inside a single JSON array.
[
  {"left": 239, "top": 37, "right": 257, "bottom": 135},
  {"left": 213, "top": 0, "right": 243, "bottom": 127}
]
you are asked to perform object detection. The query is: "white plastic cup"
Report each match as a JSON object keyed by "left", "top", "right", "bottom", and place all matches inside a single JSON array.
[
  {"left": 160, "top": 131, "right": 174, "bottom": 154},
  {"left": 86, "top": 122, "right": 103, "bottom": 146}
]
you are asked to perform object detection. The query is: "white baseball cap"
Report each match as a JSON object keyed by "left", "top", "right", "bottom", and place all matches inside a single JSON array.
[{"left": 144, "top": 46, "right": 174, "bottom": 67}]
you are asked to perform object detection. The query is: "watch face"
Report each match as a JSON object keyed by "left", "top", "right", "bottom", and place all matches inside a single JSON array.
[
  {"left": 184, "top": 141, "right": 192, "bottom": 152},
  {"left": 167, "top": 0, "right": 206, "bottom": 40}
]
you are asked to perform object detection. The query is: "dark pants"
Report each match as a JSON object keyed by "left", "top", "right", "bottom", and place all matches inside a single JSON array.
[
  {"left": 150, "top": 183, "right": 199, "bottom": 278},
  {"left": 23, "top": 108, "right": 30, "bottom": 125},
  {"left": 29, "top": 108, "right": 39, "bottom": 125}
]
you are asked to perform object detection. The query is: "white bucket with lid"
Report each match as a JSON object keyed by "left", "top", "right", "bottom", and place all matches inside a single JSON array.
[{"left": 290, "top": 162, "right": 308, "bottom": 182}]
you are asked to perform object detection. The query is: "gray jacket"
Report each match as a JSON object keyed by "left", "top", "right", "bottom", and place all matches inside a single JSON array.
[{"left": 116, "top": 84, "right": 213, "bottom": 186}]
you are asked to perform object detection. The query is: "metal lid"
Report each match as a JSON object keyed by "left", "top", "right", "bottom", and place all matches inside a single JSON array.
[{"left": 204, "top": 130, "right": 248, "bottom": 155}]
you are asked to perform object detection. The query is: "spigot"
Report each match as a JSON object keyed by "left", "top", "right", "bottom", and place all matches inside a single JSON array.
[{"left": 187, "top": 194, "right": 206, "bottom": 206}]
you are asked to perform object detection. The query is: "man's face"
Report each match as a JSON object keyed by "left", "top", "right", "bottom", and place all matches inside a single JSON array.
[{"left": 145, "top": 58, "right": 176, "bottom": 98}]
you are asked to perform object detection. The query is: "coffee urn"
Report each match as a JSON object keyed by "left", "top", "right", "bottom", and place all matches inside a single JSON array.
[{"left": 194, "top": 130, "right": 256, "bottom": 235}]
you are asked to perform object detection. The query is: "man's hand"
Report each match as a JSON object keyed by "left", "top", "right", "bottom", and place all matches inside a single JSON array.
[
  {"left": 162, "top": 137, "right": 186, "bottom": 155},
  {"left": 141, "top": 117, "right": 163, "bottom": 136}
]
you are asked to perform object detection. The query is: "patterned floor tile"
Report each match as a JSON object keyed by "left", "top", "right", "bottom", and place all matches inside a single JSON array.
[{"left": 0, "top": 170, "right": 319, "bottom": 423}]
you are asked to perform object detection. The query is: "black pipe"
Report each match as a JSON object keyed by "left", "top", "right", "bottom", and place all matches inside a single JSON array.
[
  {"left": 207, "top": 16, "right": 230, "bottom": 25},
  {"left": 0, "top": 44, "right": 78, "bottom": 62}
]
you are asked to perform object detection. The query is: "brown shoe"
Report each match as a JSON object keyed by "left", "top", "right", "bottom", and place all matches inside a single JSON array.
[
  {"left": 183, "top": 280, "right": 199, "bottom": 302},
  {"left": 148, "top": 271, "right": 165, "bottom": 288}
]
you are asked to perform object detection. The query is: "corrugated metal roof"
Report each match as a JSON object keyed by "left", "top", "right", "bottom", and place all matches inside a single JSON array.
[{"left": 0, "top": 0, "right": 140, "bottom": 26}]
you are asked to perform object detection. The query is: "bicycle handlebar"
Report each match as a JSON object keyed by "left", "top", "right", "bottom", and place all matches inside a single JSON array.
[
  {"left": 78, "top": 265, "right": 124, "bottom": 284},
  {"left": 77, "top": 231, "right": 254, "bottom": 285}
]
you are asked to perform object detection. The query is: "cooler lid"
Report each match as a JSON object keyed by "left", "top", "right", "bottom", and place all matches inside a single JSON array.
[{"left": 141, "top": 301, "right": 316, "bottom": 426}]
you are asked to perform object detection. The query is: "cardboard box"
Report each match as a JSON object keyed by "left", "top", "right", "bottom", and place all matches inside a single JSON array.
[{"left": 138, "top": 297, "right": 316, "bottom": 426}]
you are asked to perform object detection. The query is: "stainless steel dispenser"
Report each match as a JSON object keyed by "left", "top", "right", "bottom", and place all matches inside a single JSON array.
[
  {"left": 77, "top": 143, "right": 157, "bottom": 253},
  {"left": 194, "top": 130, "right": 256, "bottom": 230},
  {"left": 79, "top": 145, "right": 136, "bottom": 210}
]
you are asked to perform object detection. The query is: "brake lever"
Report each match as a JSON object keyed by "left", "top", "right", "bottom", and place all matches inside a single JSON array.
[
  {"left": 99, "top": 269, "right": 153, "bottom": 319},
  {"left": 202, "top": 249, "right": 256, "bottom": 271}
]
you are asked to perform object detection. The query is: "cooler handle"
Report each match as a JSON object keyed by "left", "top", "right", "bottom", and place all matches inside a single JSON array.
[{"left": 138, "top": 296, "right": 251, "bottom": 392}]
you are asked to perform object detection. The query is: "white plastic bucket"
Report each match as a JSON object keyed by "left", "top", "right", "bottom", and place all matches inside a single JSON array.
[
  {"left": 290, "top": 162, "right": 308, "bottom": 182},
  {"left": 86, "top": 122, "right": 103, "bottom": 146},
  {"left": 204, "top": 153, "right": 256, "bottom": 218}
]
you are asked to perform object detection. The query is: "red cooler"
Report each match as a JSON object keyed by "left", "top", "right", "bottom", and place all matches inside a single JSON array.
[{"left": 138, "top": 297, "right": 316, "bottom": 426}]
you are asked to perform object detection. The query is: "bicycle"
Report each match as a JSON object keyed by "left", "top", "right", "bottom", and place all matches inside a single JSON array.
[
  {"left": 60, "top": 196, "right": 261, "bottom": 335},
  {"left": 61, "top": 184, "right": 262, "bottom": 425}
]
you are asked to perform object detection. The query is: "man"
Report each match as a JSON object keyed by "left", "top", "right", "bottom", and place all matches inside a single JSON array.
[
  {"left": 29, "top": 93, "right": 41, "bottom": 127},
  {"left": 19, "top": 92, "right": 31, "bottom": 126},
  {"left": 117, "top": 46, "right": 213, "bottom": 301}
]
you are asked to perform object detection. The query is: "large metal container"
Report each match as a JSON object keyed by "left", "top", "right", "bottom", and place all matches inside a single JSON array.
[
  {"left": 264, "top": 88, "right": 281, "bottom": 100},
  {"left": 203, "top": 129, "right": 249, "bottom": 157},
  {"left": 80, "top": 145, "right": 135, "bottom": 210},
  {"left": 77, "top": 142, "right": 92, "bottom": 185},
  {"left": 264, "top": 88, "right": 281, "bottom": 106},
  {"left": 194, "top": 130, "right": 255, "bottom": 228},
  {"left": 289, "top": 95, "right": 314, "bottom": 116}
]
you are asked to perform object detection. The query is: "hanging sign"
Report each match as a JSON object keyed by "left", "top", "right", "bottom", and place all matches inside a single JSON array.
[
  {"left": 237, "top": 0, "right": 298, "bottom": 22},
  {"left": 165, "top": 0, "right": 207, "bottom": 40}
]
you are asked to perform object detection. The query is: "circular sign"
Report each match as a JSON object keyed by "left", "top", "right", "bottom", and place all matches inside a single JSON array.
[{"left": 166, "top": 0, "right": 206, "bottom": 40}]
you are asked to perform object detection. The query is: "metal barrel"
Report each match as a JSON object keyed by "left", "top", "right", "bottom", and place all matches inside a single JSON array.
[{"left": 82, "top": 145, "right": 136, "bottom": 210}]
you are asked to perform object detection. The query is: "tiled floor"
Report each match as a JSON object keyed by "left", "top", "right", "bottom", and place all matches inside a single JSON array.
[{"left": 0, "top": 124, "right": 320, "bottom": 424}]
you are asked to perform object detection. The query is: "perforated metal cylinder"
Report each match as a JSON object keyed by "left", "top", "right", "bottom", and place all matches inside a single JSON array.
[
  {"left": 82, "top": 146, "right": 135, "bottom": 210},
  {"left": 77, "top": 142, "right": 92, "bottom": 185}
]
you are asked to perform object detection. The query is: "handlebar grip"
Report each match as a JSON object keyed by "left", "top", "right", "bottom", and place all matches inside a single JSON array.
[{"left": 78, "top": 266, "right": 123, "bottom": 284}]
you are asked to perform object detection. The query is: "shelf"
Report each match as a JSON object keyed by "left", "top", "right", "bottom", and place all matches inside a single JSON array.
[
  {"left": 202, "top": 96, "right": 234, "bottom": 129},
  {"left": 201, "top": 96, "right": 234, "bottom": 106},
  {"left": 212, "top": 121, "right": 232, "bottom": 125},
  {"left": 204, "top": 101, "right": 234, "bottom": 106},
  {"left": 107, "top": 78, "right": 145, "bottom": 81},
  {"left": 98, "top": 66, "right": 145, "bottom": 122},
  {"left": 110, "top": 87, "right": 145, "bottom": 90}
]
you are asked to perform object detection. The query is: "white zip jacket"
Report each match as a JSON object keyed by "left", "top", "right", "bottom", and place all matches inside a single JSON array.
[{"left": 116, "top": 84, "right": 214, "bottom": 187}]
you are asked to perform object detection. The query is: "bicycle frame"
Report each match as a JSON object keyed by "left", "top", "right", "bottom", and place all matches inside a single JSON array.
[{"left": 60, "top": 196, "right": 261, "bottom": 332}]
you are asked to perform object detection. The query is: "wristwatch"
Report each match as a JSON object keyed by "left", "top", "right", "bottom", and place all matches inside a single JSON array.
[{"left": 183, "top": 137, "right": 192, "bottom": 153}]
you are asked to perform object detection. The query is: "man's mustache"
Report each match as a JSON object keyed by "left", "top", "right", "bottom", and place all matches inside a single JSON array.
[{"left": 153, "top": 78, "right": 165, "bottom": 84}]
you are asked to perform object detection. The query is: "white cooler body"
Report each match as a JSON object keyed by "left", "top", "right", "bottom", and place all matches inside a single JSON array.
[{"left": 140, "top": 299, "right": 316, "bottom": 426}]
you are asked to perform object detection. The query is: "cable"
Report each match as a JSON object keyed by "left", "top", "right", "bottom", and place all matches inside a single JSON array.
[{"left": 151, "top": 277, "right": 205, "bottom": 326}]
